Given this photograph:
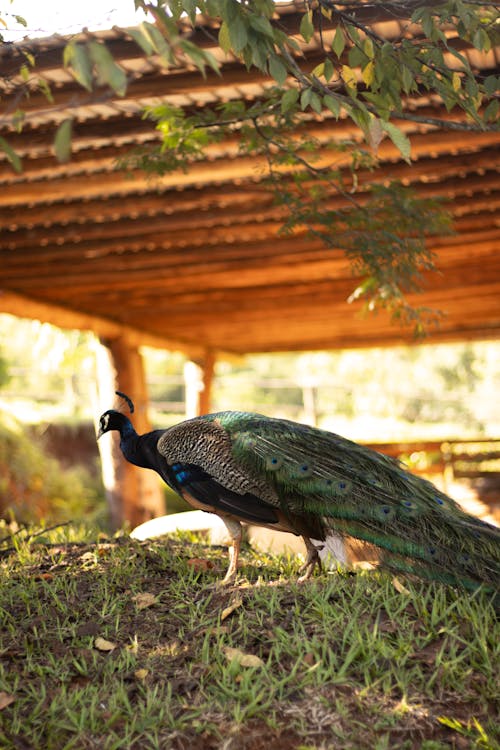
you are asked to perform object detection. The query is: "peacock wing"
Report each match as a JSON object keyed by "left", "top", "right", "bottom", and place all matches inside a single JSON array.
[{"left": 155, "top": 414, "right": 281, "bottom": 525}]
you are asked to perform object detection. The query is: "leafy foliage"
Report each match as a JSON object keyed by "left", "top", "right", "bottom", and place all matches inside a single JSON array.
[{"left": 0, "top": 413, "right": 105, "bottom": 525}]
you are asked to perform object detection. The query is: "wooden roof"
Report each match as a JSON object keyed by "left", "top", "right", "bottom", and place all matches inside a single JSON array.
[{"left": 1, "top": 5, "right": 499, "bottom": 356}]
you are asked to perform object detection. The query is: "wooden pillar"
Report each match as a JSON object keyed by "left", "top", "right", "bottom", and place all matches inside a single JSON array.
[
  {"left": 96, "top": 336, "right": 165, "bottom": 530},
  {"left": 184, "top": 351, "right": 215, "bottom": 417}
]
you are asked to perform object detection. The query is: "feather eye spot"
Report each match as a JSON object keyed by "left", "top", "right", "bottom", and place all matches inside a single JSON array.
[
  {"left": 332, "top": 479, "right": 352, "bottom": 496},
  {"left": 237, "top": 432, "right": 257, "bottom": 450},
  {"left": 266, "top": 455, "right": 283, "bottom": 471},
  {"left": 376, "top": 505, "right": 396, "bottom": 521},
  {"left": 296, "top": 462, "right": 313, "bottom": 478},
  {"left": 366, "top": 473, "right": 382, "bottom": 487},
  {"left": 400, "top": 499, "right": 422, "bottom": 517},
  {"left": 434, "top": 496, "right": 445, "bottom": 506}
]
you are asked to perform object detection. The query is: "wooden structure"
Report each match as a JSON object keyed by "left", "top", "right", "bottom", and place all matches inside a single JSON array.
[{"left": 0, "top": 5, "right": 499, "bottom": 524}]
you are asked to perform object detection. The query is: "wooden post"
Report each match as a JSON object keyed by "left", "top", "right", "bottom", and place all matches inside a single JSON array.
[
  {"left": 96, "top": 336, "right": 165, "bottom": 529},
  {"left": 184, "top": 351, "right": 215, "bottom": 417}
]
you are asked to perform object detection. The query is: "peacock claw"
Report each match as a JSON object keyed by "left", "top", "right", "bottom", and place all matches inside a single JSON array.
[{"left": 297, "top": 539, "right": 322, "bottom": 582}]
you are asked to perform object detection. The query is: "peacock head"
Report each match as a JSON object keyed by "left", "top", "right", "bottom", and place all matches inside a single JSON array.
[
  {"left": 97, "top": 410, "right": 133, "bottom": 439},
  {"left": 97, "top": 409, "right": 129, "bottom": 440},
  {"left": 97, "top": 391, "right": 135, "bottom": 439}
]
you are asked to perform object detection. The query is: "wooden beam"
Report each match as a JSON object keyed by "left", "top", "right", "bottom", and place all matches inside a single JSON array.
[
  {"left": 0, "top": 290, "right": 205, "bottom": 357},
  {"left": 4, "top": 174, "right": 499, "bottom": 251},
  {"left": 2, "top": 131, "right": 499, "bottom": 208},
  {"left": 3, "top": 110, "right": 487, "bottom": 183}
]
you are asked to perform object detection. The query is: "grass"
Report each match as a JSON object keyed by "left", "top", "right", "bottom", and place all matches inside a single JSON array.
[{"left": 0, "top": 525, "right": 498, "bottom": 750}]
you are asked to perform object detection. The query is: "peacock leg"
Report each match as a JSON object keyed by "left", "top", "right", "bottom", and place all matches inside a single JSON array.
[
  {"left": 221, "top": 518, "right": 242, "bottom": 585},
  {"left": 297, "top": 536, "right": 322, "bottom": 582}
]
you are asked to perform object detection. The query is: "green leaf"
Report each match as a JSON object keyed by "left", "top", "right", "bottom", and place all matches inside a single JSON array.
[
  {"left": 363, "top": 37, "right": 374, "bottom": 60},
  {"left": 126, "top": 26, "right": 155, "bottom": 55},
  {"left": 472, "top": 27, "right": 490, "bottom": 52},
  {"left": 269, "top": 56, "right": 287, "bottom": 86},
  {"left": 249, "top": 15, "right": 274, "bottom": 39},
  {"left": 484, "top": 75, "right": 499, "bottom": 96},
  {"left": 88, "top": 41, "right": 127, "bottom": 96},
  {"left": 323, "top": 94, "right": 340, "bottom": 118},
  {"left": 0, "top": 137, "right": 22, "bottom": 173},
  {"left": 323, "top": 58, "right": 334, "bottom": 82},
  {"left": 381, "top": 121, "right": 411, "bottom": 163},
  {"left": 309, "top": 91, "right": 322, "bottom": 114},
  {"left": 341, "top": 64, "right": 357, "bottom": 93},
  {"left": 361, "top": 60, "right": 375, "bottom": 87},
  {"left": 444, "top": 45, "right": 471, "bottom": 74},
  {"left": 311, "top": 62, "right": 325, "bottom": 79},
  {"left": 21, "top": 49, "right": 35, "bottom": 67},
  {"left": 332, "top": 27, "right": 345, "bottom": 58},
  {"left": 344, "top": 23, "right": 360, "bottom": 44},
  {"left": 54, "top": 118, "right": 73, "bottom": 163},
  {"left": 218, "top": 21, "right": 231, "bottom": 54},
  {"left": 419, "top": 8, "right": 434, "bottom": 40},
  {"left": 63, "top": 42, "right": 93, "bottom": 91},
  {"left": 281, "top": 88, "right": 299, "bottom": 113},
  {"left": 141, "top": 22, "right": 174, "bottom": 66},
  {"left": 183, "top": 0, "right": 198, "bottom": 24},
  {"left": 228, "top": 14, "right": 249, "bottom": 53},
  {"left": 348, "top": 45, "right": 367, "bottom": 69},
  {"left": 400, "top": 65, "right": 415, "bottom": 95},
  {"left": 300, "top": 87, "right": 313, "bottom": 111},
  {"left": 180, "top": 40, "right": 220, "bottom": 78},
  {"left": 483, "top": 99, "right": 499, "bottom": 123},
  {"left": 37, "top": 78, "right": 54, "bottom": 104},
  {"left": 299, "top": 11, "right": 314, "bottom": 43}
]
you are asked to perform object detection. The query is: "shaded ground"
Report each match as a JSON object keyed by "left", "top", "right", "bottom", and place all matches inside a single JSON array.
[{"left": 0, "top": 530, "right": 498, "bottom": 749}]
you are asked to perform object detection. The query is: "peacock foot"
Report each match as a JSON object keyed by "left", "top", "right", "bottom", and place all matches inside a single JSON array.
[{"left": 297, "top": 538, "right": 322, "bottom": 582}]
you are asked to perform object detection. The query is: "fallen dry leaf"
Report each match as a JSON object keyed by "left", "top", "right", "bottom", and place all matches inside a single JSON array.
[
  {"left": 221, "top": 597, "right": 243, "bottom": 622},
  {"left": 133, "top": 592, "right": 157, "bottom": 610},
  {"left": 187, "top": 558, "right": 215, "bottom": 572},
  {"left": 94, "top": 636, "right": 117, "bottom": 652},
  {"left": 223, "top": 647, "right": 264, "bottom": 668},
  {"left": 80, "top": 551, "right": 96, "bottom": 563},
  {"left": 134, "top": 668, "right": 149, "bottom": 681},
  {"left": 392, "top": 577, "right": 411, "bottom": 595},
  {"left": 0, "top": 692, "right": 15, "bottom": 710}
]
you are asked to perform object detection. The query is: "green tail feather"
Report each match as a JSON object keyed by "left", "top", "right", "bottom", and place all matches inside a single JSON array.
[{"left": 221, "top": 411, "right": 500, "bottom": 593}]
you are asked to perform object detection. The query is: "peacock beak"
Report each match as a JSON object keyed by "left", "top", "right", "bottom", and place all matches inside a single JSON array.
[{"left": 96, "top": 426, "right": 104, "bottom": 440}]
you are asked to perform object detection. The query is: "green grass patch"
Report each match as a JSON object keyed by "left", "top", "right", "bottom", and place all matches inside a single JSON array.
[{"left": 0, "top": 525, "right": 498, "bottom": 749}]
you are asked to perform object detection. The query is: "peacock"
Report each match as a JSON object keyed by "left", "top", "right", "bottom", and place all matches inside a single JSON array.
[{"left": 97, "top": 395, "right": 500, "bottom": 596}]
